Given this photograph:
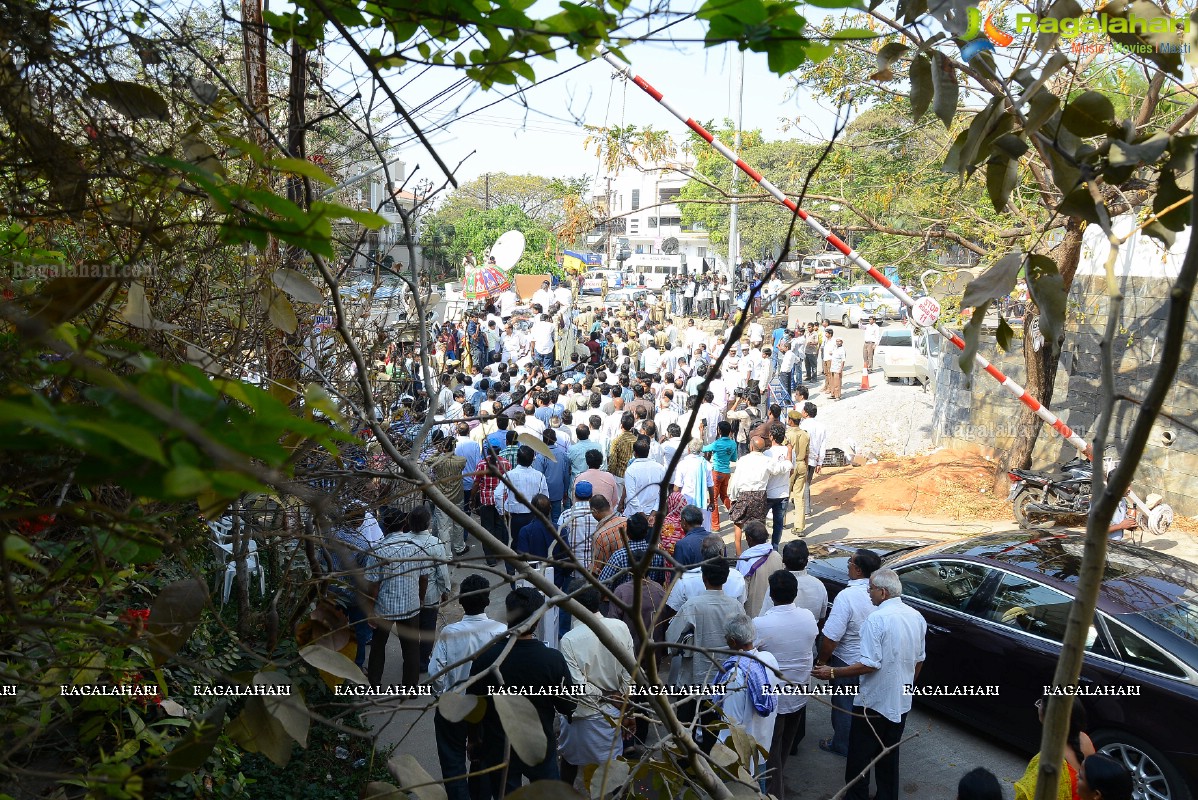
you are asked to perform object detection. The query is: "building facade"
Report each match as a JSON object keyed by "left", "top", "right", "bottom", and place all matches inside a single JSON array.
[{"left": 588, "top": 160, "right": 726, "bottom": 276}]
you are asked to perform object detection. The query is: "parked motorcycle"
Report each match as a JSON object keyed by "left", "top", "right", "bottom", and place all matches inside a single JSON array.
[
  {"left": 1008, "top": 457, "right": 1174, "bottom": 535},
  {"left": 1008, "top": 457, "right": 1093, "bottom": 530}
]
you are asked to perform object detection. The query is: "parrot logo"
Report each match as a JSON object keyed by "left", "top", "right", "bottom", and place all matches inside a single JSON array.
[{"left": 960, "top": 4, "right": 1015, "bottom": 61}]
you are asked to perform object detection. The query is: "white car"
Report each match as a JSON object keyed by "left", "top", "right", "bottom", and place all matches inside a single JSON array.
[
  {"left": 815, "top": 290, "right": 885, "bottom": 328},
  {"left": 849, "top": 284, "right": 901, "bottom": 318},
  {"left": 876, "top": 327, "right": 941, "bottom": 384}
]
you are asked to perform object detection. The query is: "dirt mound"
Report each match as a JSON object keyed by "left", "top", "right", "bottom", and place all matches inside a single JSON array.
[{"left": 817, "top": 446, "right": 1011, "bottom": 520}]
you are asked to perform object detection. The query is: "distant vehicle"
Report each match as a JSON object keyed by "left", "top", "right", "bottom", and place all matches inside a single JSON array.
[
  {"left": 581, "top": 269, "right": 625, "bottom": 295},
  {"left": 628, "top": 255, "right": 685, "bottom": 289},
  {"left": 876, "top": 327, "right": 941, "bottom": 384},
  {"left": 815, "top": 289, "right": 885, "bottom": 328},
  {"left": 801, "top": 253, "right": 849, "bottom": 278},
  {"left": 605, "top": 287, "right": 650, "bottom": 305},
  {"left": 849, "top": 284, "right": 903, "bottom": 317}
]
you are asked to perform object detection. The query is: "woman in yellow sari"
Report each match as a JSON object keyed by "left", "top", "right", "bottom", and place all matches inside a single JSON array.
[{"left": 1014, "top": 694, "right": 1096, "bottom": 800}]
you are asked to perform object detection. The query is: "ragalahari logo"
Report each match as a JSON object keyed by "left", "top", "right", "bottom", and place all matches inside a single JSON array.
[{"left": 960, "top": 4, "right": 1015, "bottom": 61}]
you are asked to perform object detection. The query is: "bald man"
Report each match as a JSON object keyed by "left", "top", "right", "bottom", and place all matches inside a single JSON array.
[{"left": 727, "top": 436, "right": 792, "bottom": 555}]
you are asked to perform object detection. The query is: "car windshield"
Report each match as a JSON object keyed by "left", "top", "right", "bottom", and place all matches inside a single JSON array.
[{"left": 879, "top": 331, "right": 912, "bottom": 347}]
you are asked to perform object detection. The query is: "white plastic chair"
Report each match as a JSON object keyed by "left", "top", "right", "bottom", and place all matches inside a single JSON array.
[
  {"left": 212, "top": 539, "right": 265, "bottom": 605},
  {"left": 206, "top": 517, "right": 235, "bottom": 544}
]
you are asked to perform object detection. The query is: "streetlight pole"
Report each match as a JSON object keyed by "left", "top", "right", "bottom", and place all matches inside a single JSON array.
[
  {"left": 727, "top": 47, "right": 744, "bottom": 286},
  {"left": 606, "top": 176, "right": 614, "bottom": 269}
]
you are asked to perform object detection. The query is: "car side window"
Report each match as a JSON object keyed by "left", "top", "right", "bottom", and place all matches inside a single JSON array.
[
  {"left": 1102, "top": 616, "right": 1186, "bottom": 677},
  {"left": 895, "top": 560, "right": 990, "bottom": 612},
  {"left": 979, "top": 572, "right": 1074, "bottom": 643}
]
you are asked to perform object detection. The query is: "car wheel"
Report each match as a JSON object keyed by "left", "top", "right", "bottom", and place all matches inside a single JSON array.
[
  {"left": 1012, "top": 487, "right": 1053, "bottom": 530},
  {"left": 1091, "top": 729, "right": 1192, "bottom": 800},
  {"left": 842, "top": 314, "right": 852, "bottom": 328},
  {"left": 815, "top": 313, "right": 822, "bottom": 324}
]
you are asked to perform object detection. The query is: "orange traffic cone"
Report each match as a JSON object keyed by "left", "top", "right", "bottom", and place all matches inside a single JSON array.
[{"left": 860, "top": 369, "right": 871, "bottom": 391}]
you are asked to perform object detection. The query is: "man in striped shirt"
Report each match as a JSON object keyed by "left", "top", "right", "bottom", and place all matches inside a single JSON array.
[
  {"left": 554, "top": 481, "right": 600, "bottom": 635},
  {"left": 588, "top": 494, "right": 627, "bottom": 577}
]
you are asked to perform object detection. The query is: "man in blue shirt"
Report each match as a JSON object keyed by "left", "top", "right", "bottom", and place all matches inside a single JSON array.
[
  {"left": 669, "top": 505, "right": 711, "bottom": 568},
  {"left": 703, "top": 421, "right": 738, "bottom": 529},
  {"left": 516, "top": 494, "right": 557, "bottom": 560},
  {"left": 485, "top": 415, "right": 510, "bottom": 454},
  {"left": 533, "top": 428, "right": 570, "bottom": 524}
]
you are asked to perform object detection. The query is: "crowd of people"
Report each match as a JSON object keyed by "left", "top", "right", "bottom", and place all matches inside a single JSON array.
[{"left": 318, "top": 274, "right": 1136, "bottom": 799}]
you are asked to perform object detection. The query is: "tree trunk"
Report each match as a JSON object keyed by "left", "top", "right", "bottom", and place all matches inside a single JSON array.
[
  {"left": 265, "top": 41, "right": 309, "bottom": 401},
  {"left": 992, "top": 217, "right": 1085, "bottom": 490}
]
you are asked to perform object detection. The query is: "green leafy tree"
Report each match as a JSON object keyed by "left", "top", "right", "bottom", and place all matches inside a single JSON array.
[{"left": 422, "top": 204, "right": 561, "bottom": 278}]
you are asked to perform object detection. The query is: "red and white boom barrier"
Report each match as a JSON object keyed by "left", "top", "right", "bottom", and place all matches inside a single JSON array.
[{"left": 599, "top": 51, "right": 1089, "bottom": 455}]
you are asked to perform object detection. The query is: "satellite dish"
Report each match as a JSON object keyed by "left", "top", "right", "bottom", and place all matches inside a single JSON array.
[
  {"left": 661, "top": 237, "right": 679, "bottom": 255},
  {"left": 488, "top": 230, "right": 525, "bottom": 271}
]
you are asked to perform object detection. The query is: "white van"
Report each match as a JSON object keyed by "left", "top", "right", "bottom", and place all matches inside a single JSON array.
[
  {"left": 801, "top": 253, "right": 849, "bottom": 278},
  {"left": 627, "top": 254, "right": 684, "bottom": 289},
  {"left": 581, "top": 269, "right": 627, "bottom": 295}
]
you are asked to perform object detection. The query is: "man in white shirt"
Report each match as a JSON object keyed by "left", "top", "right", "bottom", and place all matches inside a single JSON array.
[
  {"left": 766, "top": 277, "right": 784, "bottom": 314},
  {"left": 430, "top": 575, "right": 506, "bottom": 800},
  {"left": 662, "top": 343, "right": 682, "bottom": 374},
  {"left": 739, "top": 347, "right": 761, "bottom": 392},
  {"left": 622, "top": 437, "right": 667, "bottom": 516},
  {"left": 861, "top": 316, "right": 882, "bottom": 372},
  {"left": 530, "top": 314, "right": 556, "bottom": 369},
  {"left": 675, "top": 440, "right": 715, "bottom": 530},
  {"left": 813, "top": 548, "right": 881, "bottom": 756},
  {"left": 760, "top": 539, "right": 828, "bottom": 621},
  {"left": 493, "top": 446, "right": 549, "bottom": 572},
  {"left": 684, "top": 318, "right": 705, "bottom": 354},
  {"left": 498, "top": 287, "right": 519, "bottom": 319},
  {"left": 820, "top": 325, "right": 836, "bottom": 392},
  {"left": 755, "top": 570, "right": 820, "bottom": 799},
  {"left": 758, "top": 347, "right": 773, "bottom": 396},
  {"left": 747, "top": 319, "right": 765, "bottom": 347},
  {"left": 813, "top": 569, "right": 926, "bottom": 800},
  {"left": 764, "top": 427, "right": 792, "bottom": 548},
  {"left": 554, "top": 282, "right": 573, "bottom": 311},
  {"left": 654, "top": 392, "right": 679, "bottom": 435},
  {"left": 714, "top": 615, "right": 780, "bottom": 781},
  {"left": 532, "top": 280, "right": 555, "bottom": 312},
  {"left": 660, "top": 423, "right": 683, "bottom": 468},
  {"left": 707, "top": 369, "right": 730, "bottom": 412},
  {"left": 558, "top": 581, "right": 636, "bottom": 786},
  {"left": 727, "top": 436, "right": 791, "bottom": 555},
  {"left": 829, "top": 337, "right": 847, "bottom": 400},
  {"left": 665, "top": 534, "right": 746, "bottom": 611},
  {"left": 500, "top": 323, "right": 526, "bottom": 365},
  {"left": 800, "top": 402, "right": 827, "bottom": 518},
  {"left": 513, "top": 408, "right": 544, "bottom": 438},
  {"left": 642, "top": 343, "right": 661, "bottom": 375},
  {"left": 777, "top": 340, "right": 797, "bottom": 396}
]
